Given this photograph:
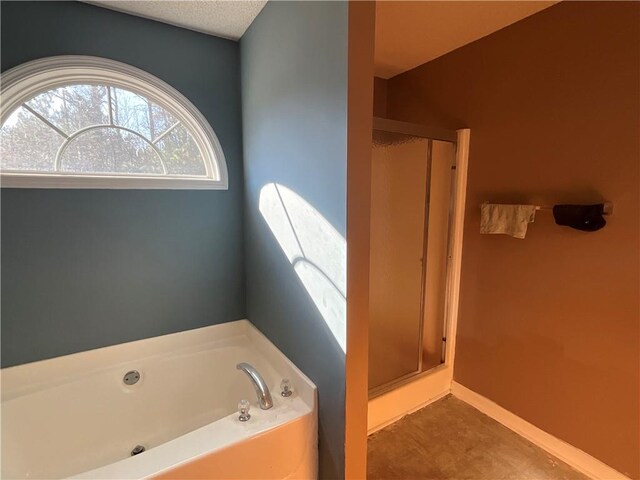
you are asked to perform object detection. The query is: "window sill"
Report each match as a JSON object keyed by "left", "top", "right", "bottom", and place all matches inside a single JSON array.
[{"left": 0, "top": 173, "right": 228, "bottom": 190}]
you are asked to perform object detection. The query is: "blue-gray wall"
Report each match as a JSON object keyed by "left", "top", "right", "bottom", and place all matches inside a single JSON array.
[
  {"left": 241, "top": 2, "right": 348, "bottom": 478},
  {"left": 1, "top": 1, "right": 245, "bottom": 367},
  {"left": 2, "top": 3, "right": 351, "bottom": 476}
]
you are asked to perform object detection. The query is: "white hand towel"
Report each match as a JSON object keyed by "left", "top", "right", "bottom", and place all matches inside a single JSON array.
[{"left": 480, "top": 203, "right": 537, "bottom": 239}]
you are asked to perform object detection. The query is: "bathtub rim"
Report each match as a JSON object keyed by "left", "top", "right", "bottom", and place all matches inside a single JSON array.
[{"left": 1, "top": 319, "right": 316, "bottom": 410}]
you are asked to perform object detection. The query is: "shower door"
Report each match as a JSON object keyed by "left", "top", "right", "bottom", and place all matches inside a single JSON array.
[
  {"left": 369, "top": 121, "right": 456, "bottom": 396},
  {"left": 368, "top": 129, "right": 431, "bottom": 392}
]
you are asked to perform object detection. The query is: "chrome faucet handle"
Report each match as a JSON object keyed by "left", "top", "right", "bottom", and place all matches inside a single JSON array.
[
  {"left": 280, "top": 378, "right": 293, "bottom": 397},
  {"left": 238, "top": 399, "right": 251, "bottom": 422}
]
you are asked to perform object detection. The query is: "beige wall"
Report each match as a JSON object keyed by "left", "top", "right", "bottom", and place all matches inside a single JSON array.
[
  {"left": 386, "top": 2, "right": 640, "bottom": 477},
  {"left": 373, "top": 77, "right": 388, "bottom": 117},
  {"left": 345, "top": 2, "right": 376, "bottom": 478}
]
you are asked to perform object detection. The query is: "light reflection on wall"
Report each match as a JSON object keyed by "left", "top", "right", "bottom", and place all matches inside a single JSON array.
[{"left": 259, "top": 183, "right": 346, "bottom": 352}]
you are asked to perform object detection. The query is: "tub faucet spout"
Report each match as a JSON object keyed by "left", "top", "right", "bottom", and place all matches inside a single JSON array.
[{"left": 236, "top": 362, "right": 273, "bottom": 410}]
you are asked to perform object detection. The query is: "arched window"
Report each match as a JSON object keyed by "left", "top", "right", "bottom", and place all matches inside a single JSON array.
[{"left": 0, "top": 56, "right": 228, "bottom": 189}]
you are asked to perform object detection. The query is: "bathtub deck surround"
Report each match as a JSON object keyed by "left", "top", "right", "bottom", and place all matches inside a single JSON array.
[{"left": 1, "top": 320, "right": 318, "bottom": 480}]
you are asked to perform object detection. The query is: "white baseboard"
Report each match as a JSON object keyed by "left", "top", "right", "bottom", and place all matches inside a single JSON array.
[{"left": 451, "top": 382, "right": 630, "bottom": 480}]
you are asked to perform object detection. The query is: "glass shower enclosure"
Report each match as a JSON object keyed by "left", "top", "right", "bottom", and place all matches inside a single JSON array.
[{"left": 369, "top": 118, "right": 458, "bottom": 396}]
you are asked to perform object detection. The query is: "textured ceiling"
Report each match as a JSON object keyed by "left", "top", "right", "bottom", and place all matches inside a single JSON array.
[
  {"left": 375, "top": 1, "right": 559, "bottom": 79},
  {"left": 86, "top": 0, "right": 268, "bottom": 40}
]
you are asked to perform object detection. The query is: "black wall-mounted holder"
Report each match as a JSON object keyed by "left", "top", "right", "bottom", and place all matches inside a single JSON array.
[{"left": 552, "top": 203, "right": 611, "bottom": 232}]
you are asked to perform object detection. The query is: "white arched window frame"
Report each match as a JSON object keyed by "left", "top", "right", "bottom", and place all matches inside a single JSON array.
[{"left": 0, "top": 56, "right": 228, "bottom": 189}]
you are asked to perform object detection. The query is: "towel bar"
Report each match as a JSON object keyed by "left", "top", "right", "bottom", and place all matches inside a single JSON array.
[{"left": 534, "top": 202, "right": 613, "bottom": 215}]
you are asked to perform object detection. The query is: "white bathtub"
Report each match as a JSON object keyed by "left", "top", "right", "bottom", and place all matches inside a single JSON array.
[{"left": 1, "top": 320, "right": 318, "bottom": 479}]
